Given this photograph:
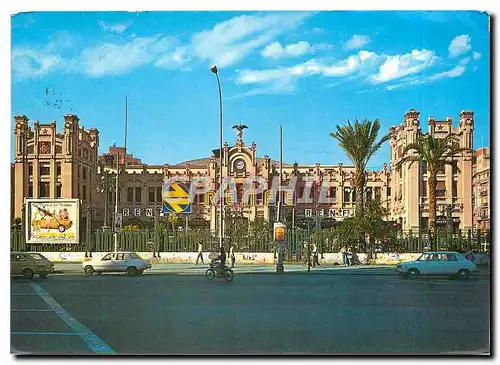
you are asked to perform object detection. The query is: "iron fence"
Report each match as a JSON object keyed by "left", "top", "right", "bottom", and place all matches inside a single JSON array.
[{"left": 11, "top": 227, "right": 490, "bottom": 254}]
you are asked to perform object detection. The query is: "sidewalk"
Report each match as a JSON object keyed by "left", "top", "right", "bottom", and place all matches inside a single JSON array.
[{"left": 54, "top": 263, "right": 489, "bottom": 276}]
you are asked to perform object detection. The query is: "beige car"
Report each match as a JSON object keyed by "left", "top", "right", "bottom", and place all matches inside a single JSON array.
[{"left": 11, "top": 252, "right": 54, "bottom": 279}]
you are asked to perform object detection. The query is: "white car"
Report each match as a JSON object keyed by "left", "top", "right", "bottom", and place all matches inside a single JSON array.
[
  {"left": 82, "top": 252, "right": 151, "bottom": 276},
  {"left": 396, "top": 251, "right": 478, "bottom": 279}
]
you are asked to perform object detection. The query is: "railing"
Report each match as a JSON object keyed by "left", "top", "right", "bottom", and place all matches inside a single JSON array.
[{"left": 11, "top": 227, "right": 490, "bottom": 254}]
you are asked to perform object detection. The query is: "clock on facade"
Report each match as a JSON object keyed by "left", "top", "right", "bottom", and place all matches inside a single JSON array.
[{"left": 234, "top": 159, "right": 245, "bottom": 171}]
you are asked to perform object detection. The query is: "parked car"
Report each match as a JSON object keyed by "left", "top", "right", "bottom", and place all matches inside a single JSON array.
[
  {"left": 82, "top": 252, "right": 152, "bottom": 276},
  {"left": 11, "top": 252, "right": 54, "bottom": 279},
  {"left": 396, "top": 251, "right": 478, "bottom": 279}
]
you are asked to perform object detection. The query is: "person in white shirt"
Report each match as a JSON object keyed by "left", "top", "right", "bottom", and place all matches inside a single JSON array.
[
  {"left": 196, "top": 242, "right": 204, "bottom": 265},
  {"left": 312, "top": 244, "right": 321, "bottom": 267}
]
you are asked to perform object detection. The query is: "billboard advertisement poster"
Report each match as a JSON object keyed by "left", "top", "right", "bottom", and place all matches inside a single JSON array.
[{"left": 26, "top": 199, "right": 80, "bottom": 244}]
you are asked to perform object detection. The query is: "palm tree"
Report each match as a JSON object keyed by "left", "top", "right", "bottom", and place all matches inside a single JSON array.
[
  {"left": 330, "top": 119, "right": 389, "bottom": 217},
  {"left": 396, "top": 133, "right": 470, "bottom": 249}
]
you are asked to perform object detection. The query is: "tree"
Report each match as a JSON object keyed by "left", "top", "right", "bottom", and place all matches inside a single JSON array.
[
  {"left": 224, "top": 210, "right": 248, "bottom": 250},
  {"left": 396, "top": 133, "right": 470, "bottom": 249},
  {"left": 330, "top": 119, "right": 389, "bottom": 217}
]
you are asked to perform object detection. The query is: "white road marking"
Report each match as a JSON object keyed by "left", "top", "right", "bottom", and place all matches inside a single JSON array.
[
  {"left": 12, "top": 332, "right": 80, "bottom": 335},
  {"left": 29, "top": 282, "right": 116, "bottom": 355},
  {"left": 11, "top": 309, "right": 53, "bottom": 312}
]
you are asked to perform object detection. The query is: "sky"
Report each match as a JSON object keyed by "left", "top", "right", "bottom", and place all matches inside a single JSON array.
[{"left": 11, "top": 11, "right": 490, "bottom": 169}]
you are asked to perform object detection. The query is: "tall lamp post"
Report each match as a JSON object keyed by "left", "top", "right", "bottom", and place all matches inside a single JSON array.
[{"left": 211, "top": 65, "right": 224, "bottom": 257}]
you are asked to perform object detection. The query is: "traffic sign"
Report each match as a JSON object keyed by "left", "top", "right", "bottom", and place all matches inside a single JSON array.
[
  {"left": 163, "top": 182, "right": 191, "bottom": 214},
  {"left": 114, "top": 213, "right": 123, "bottom": 232}
]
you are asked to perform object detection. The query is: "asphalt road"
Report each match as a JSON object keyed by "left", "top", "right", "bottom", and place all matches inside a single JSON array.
[{"left": 11, "top": 273, "right": 490, "bottom": 355}]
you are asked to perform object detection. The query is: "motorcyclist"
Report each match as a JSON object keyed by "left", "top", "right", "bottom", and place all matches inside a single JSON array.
[{"left": 211, "top": 246, "right": 227, "bottom": 273}]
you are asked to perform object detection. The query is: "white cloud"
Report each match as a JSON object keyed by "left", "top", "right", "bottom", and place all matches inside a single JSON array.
[
  {"left": 261, "top": 41, "right": 311, "bottom": 59},
  {"left": 459, "top": 57, "right": 471, "bottom": 66},
  {"left": 473, "top": 51, "right": 482, "bottom": 60},
  {"left": 235, "top": 50, "right": 380, "bottom": 96},
  {"left": 11, "top": 48, "right": 62, "bottom": 79},
  {"left": 190, "top": 12, "right": 312, "bottom": 67},
  {"left": 448, "top": 34, "right": 472, "bottom": 58},
  {"left": 344, "top": 35, "right": 370, "bottom": 50},
  {"left": 370, "top": 49, "right": 436, "bottom": 84},
  {"left": 386, "top": 64, "right": 466, "bottom": 91},
  {"left": 155, "top": 46, "right": 190, "bottom": 70},
  {"left": 97, "top": 20, "right": 132, "bottom": 34},
  {"left": 75, "top": 35, "right": 178, "bottom": 77}
]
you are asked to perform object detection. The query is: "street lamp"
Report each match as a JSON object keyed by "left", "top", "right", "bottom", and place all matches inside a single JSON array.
[{"left": 211, "top": 65, "right": 224, "bottom": 258}]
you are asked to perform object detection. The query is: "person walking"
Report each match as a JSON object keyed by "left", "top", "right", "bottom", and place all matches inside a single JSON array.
[
  {"left": 340, "top": 246, "right": 348, "bottom": 266},
  {"left": 229, "top": 245, "right": 236, "bottom": 268},
  {"left": 196, "top": 241, "right": 204, "bottom": 265},
  {"left": 312, "top": 244, "right": 320, "bottom": 267}
]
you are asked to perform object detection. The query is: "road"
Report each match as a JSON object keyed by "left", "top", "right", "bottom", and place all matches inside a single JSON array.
[{"left": 11, "top": 271, "right": 490, "bottom": 355}]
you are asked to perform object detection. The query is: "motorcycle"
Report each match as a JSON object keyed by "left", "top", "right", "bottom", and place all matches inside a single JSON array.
[{"left": 205, "top": 260, "right": 234, "bottom": 282}]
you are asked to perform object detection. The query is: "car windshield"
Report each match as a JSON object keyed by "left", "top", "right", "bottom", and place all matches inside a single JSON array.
[
  {"left": 29, "top": 253, "right": 47, "bottom": 261},
  {"left": 129, "top": 253, "right": 141, "bottom": 259}
]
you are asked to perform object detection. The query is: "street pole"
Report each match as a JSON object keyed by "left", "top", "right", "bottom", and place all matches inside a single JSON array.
[
  {"left": 85, "top": 206, "right": 91, "bottom": 258},
  {"left": 211, "top": 65, "right": 224, "bottom": 257},
  {"left": 276, "top": 125, "right": 284, "bottom": 273},
  {"left": 114, "top": 97, "right": 128, "bottom": 254},
  {"left": 153, "top": 208, "right": 159, "bottom": 258}
]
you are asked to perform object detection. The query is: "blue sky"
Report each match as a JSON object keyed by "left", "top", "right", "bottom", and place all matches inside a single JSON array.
[{"left": 11, "top": 11, "right": 490, "bottom": 169}]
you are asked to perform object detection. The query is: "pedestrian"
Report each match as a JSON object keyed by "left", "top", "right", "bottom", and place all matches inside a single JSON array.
[
  {"left": 196, "top": 241, "right": 204, "bottom": 265},
  {"left": 340, "top": 246, "right": 348, "bottom": 266},
  {"left": 345, "top": 247, "right": 351, "bottom": 266},
  {"left": 312, "top": 244, "right": 320, "bottom": 267},
  {"left": 230, "top": 245, "right": 236, "bottom": 268}
]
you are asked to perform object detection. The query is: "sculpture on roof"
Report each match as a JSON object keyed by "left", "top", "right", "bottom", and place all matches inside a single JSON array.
[{"left": 232, "top": 124, "right": 248, "bottom": 142}]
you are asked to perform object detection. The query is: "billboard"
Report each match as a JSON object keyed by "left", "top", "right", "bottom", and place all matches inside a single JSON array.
[{"left": 26, "top": 199, "right": 80, "bottom": 244}]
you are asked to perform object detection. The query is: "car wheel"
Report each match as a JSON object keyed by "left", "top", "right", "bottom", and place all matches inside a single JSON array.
[
  {"left": 137, "top": 270, "right": 144, "bottom": 275},
  {"left": 95, "top": 272, "right": 103, "bottom": 276},
  {"left": 23, "top": 268, "right": 34, "bottom": 279},
  {"left": 84, "top": 266, "right": 95, "bottom": 276},
  {"left": 126, "top": 267, "right": 137, "bottom": 276},
  {"left": 205, "top": 268, "right": 215, "bottom": 280},
  {"left": 408, "top": 268, "right": 420, "bottom": 280},
  {"left": 224, "top": 269, "right": 234, "bottom": 282},
  {"left": 58, "top": 225, "right": 66, "bottom": 233},
  {"left": 39, "top": 273, "right": 48, "bottom": 279},
  {"left": 457, "top": 269, "right": 470, "bottom": 280}
]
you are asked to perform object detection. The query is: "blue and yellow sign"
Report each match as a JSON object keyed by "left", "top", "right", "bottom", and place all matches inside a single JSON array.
[{"left": 163, "top": 182, "right": 191, "bottom": 213}]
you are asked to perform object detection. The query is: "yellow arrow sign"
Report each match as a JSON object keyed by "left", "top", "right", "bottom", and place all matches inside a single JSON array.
[{"left": 163, "top": 183, "right": 191, "bottom": 213}]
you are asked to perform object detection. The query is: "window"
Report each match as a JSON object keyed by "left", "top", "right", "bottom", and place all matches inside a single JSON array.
[
  {"left": 82, "top": 167, "right": 87, "bottom": 180},
  {"left": 298, "top": 187, "right": 304, "bottom": 200},
  {"left": 29, "top": 253, "right": 46, "bottom": 261},
  {"left": 446, "top": 254, "right": 458, "bottom": 262},
  {"left": 366, "top": 187, "right": 373, "bottom": 201},
  {"left": 452, "top": 180, "right": 458, "bottom": 198},
  {"left": 82, "top": 185, "right": 87, "bottom": 200},
  {"left": 328, "top": 187, "right": 337, "bottom": 200},
  {"left": 101, "top": 253, "right": 114, "bottom": 261},
  {"left": 437, "top": 162, "right": 445, "bottom": 174},
  {"left": 375, "top": 187, "right": 381, "bottom": 200},
  {"left": 352, "top": 190, "right": 356, "bottom": 203},
  {"left": 28, "top": 183, "right": 33, "bottom": 198},
  {"left": 28, "top": 164, "right": 33, "bottom": 176},
  {"left": 387, "top": 187, "right": 391, "bottom": 196},
  {"left": 149, "top": 187, "right": 155, "bottom": 203},
  {"left": 39, "top": 164, "right": 50, "bottom": 176},
  {"left": 56, "top": 184, "right": 62, "bottom": 198},
  {"left": 422, "top": 182, "right": 427, "bottom": 197},
  {"left": 399, "top": 167, "right": 402, "bottom": 179},
  {"left": 157, "top": 186, "right": 162, "bottom": 202},
  {"left": 39, "top": 182, "right": 50, "bottom": 197},
  {"left": 135, "top": 187, "right": 142, "bottom": 202},
  {"left": 343, "top": 188, "right": 350, "bottom": 203},
  {"left": 421, "top": 161, "right": 427, "bottom": 174},
  {"left": 436, "top": 181, "right": 446, "bottom": 198},
  {"left": 56, "top": 163, "right": 61, "bottom": 177},
  {"left": 452, "top": 161, "right": 458, "bottom": 175},
  {"left": 127, "top": 187, "right": 134, "bottom": 202}
]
